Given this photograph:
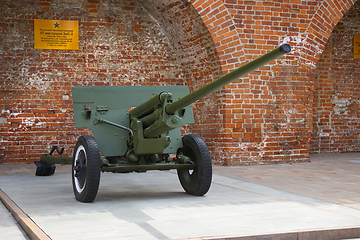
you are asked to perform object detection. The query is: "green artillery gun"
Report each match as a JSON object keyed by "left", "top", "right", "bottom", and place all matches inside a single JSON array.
[{"left": 36, "top": 44, "right": 291, "bottom": 202}]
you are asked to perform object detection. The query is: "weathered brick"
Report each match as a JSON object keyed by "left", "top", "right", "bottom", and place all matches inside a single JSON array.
[
  {"left": 311, "top": 1, "right": 360, "bottom": 154},
  {"left": 1, "top": 0, "right": 358, "bottom": 166}
]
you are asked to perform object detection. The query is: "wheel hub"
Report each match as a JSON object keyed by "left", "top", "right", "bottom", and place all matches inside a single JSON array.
[{"left": 73, "top": 161, "right": 82, "bottom": 178}]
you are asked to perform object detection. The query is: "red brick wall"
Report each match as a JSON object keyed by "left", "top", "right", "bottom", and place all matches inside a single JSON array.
[
  {"left": 0, "top": 0, "right": 223, "bottom": 163},
  {"left": 191, "top": 0, "right": 357, "bottom": 165},
  {"left": 311, "top": 1, "right": 360, "bottom": 153},
  {"left": 0, "top": 0, "right": 358, "bottom": 165}
]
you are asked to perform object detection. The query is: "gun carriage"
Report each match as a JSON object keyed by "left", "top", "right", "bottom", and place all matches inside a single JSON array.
[{"left": 36, "top": 44, "right": 291, "bottom": 202}]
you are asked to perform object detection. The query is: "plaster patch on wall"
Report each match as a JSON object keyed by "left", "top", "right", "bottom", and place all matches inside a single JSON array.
[
  {"left": 282, "top": 34, "right": 306, "bottom": 55},
  {"left": 18, "top": 117, "right": 45, "bottom": 130},
  {"left": 319, "top": 131, "right": 330, "bottom": 137},
  {"left": 332, "top": 96, "right": 351, "bottom": 114},
  {"left": 9, "top": 112, "right": 20, "bottom": 118},
  {"left": 282, "top": 33, "right": 322, "bottom": 68},
  {"left": 0, "top": 118, "right": 7, "bottom": 124},
  {"left": 27, "top": 74, "right": 50, "bottom": 92},
  {"left": 1, "top": 110, "right": 10, "bottom": 114},
  {"left": 235, "top": 136, "right": 270, "bottom": 165}
]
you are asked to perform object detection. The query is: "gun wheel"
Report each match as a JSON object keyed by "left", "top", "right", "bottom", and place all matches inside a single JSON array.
[
  {"left": 72, "top": 135, "right": 101, "bottom": 203},
  {"left": 177, "top": 134, "right": 212, "bottom": 196}
]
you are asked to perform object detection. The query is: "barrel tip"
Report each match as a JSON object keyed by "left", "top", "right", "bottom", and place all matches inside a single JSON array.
[{"left": 279, "top": 43, "right": 291, "bottom": 54}]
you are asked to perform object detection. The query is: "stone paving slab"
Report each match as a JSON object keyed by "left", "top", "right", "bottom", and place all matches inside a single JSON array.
[
  {"left": 1, "top": 166, "right": 360, "bottom": 239},
  {"left": 213, "top": 153, "right": 360, "bottom": 210}
]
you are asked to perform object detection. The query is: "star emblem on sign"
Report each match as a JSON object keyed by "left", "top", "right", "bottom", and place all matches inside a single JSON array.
[{"left": 54, "top": 22, "right": 59, "bottom": 28}]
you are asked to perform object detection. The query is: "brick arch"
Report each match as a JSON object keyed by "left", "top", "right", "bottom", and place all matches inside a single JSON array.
[
  {"left": 310, "top": 0, "right": 360, "bottom": 153},
  {"left": 297, "top": 0, "right": 357, "bottom": 67},
  {"left": 264, "top": 0, "right": 358, "bottom": 165},
  {"left": 190, "top": 0, "right": 246, "bottom": 72},
  {"left": 188, "top": 0, "right": 358, "bottom": 164},
  {"left": 190, "top": 0, "right": 298, "bottom": 164},
  {"left": 189, "top": 0, "right": 262, "bottom": 165},
  {"left": 190, "top": 0, "right": 360, "bottom": 73},
  {"left": 136, "top": 0, "right": 224, "bottom": 81}
]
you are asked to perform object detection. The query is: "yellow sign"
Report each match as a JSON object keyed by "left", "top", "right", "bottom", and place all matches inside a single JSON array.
[
  {"left": 354, "top": 34, "right": 360, "bottom": 59},
  {"left": 34, "top": 19, "right": 79, "bottom": 50}
]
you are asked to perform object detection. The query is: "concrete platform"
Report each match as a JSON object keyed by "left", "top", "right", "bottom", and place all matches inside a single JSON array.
[
  {"left": 0, "top": 200, "right": 30, "bottom": 240},
  {"left": 1, "top": 153, "right": 360, "bottom": 239}
]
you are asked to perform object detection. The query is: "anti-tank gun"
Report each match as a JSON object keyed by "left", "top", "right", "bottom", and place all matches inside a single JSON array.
[{"left": 36, "top": 43, "right": 291, "bottom": 202}]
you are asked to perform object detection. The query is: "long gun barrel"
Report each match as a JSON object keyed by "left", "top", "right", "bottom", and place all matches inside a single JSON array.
[
  {"left": 128, "top": 43, "right": 291, "bottom": 140},
  {"left": 165, "top": 43, "right": 291, "bottom": 114}
]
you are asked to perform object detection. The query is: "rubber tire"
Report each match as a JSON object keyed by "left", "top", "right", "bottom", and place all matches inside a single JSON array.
[
  {"left": 72, "top": 135, "right": 101, "bottom": 203},
  {"left": 177, "top": 134, "right": 212, "bottom": 196}
]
